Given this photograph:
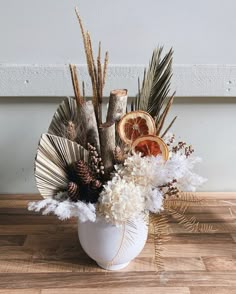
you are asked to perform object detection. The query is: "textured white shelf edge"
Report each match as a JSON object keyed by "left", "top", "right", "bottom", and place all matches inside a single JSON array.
[{"left": 0, "top": 64, "right": 236, "bottom": 97}]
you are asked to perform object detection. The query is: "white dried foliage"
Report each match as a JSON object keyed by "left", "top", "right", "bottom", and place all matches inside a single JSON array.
[
  {"left": 28, "top": 198, "right": 96, "bottom": 223},
  {"left": 98, "top": 151, "right": 206, "bottom": 224}
]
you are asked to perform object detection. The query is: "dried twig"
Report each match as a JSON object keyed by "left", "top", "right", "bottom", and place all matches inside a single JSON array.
[
  {"left": 161, "top": 116, "right": 177, "bottom": 138},
  {"left": 156, "top": 92, "right": 175, "bottom": 135},
  {"left": 102, "top": 51, "right": 109, "bottom": 89}
]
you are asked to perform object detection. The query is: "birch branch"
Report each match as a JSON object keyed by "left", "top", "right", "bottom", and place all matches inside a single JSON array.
[
  {"left": 106, "top": 89, "right": 128, "bottom": 123},
  {"left": 78, "top": 100, "right": 100, "bottom": 152},
  {"left": 99, "top": 123, "right": 116, "bottom": 175}
]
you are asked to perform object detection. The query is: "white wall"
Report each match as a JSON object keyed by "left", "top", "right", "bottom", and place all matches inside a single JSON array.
[
  {"left": 0, "top": 0, "right": 236, "bottom": 64},
  {"left": 0, "top": 0, "right": 236, "bottom": 193}
]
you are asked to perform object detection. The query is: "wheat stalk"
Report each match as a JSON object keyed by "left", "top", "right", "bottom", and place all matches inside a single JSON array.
[
  {"left": 69, "top": 64, "right": 83, "bottom": 105},
  {"left": 74, "top": 7, "right": 109, "bottom": 125}
]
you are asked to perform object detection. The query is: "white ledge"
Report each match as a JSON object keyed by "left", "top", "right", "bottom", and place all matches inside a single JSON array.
[{"left": 0, "top": 64, "right": 236, "bottom": 97}]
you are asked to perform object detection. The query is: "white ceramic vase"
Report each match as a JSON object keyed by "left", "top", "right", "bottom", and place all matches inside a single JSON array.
[{"left": 78, "top": 214, "right": 149, "bottom": 270}]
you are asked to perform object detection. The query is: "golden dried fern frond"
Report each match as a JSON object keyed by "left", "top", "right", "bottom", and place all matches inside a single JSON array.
[
  {"left": 149, "top": 213, "right": 170, "bottom": 271},
  {"left": 164, "top": 193, "right": 215, "bottom": 233},
  {"left": 166, "top": 207, "right": 215, "bottom": 233}
]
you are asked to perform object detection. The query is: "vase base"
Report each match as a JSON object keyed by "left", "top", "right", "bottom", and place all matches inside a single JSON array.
[{"left": 97, "top": 261, "right": 130, "bottom": 271}]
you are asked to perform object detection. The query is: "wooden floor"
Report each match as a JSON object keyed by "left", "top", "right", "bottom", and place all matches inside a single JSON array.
[{"left": 0, "top": 193, "right": 236, "bottom": 294}]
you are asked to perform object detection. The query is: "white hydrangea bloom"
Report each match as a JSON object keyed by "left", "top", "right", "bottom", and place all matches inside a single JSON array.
[{"left": 98, "top": 175, "right": 146, "bottom": 225}]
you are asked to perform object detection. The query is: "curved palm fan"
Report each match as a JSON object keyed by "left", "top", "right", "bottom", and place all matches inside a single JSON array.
[
  {"left": 35, "top": 133, "right": 88, "bottom": 198},
  {"left": 48, "top": 97, "right": 86, "bottom": 146}
]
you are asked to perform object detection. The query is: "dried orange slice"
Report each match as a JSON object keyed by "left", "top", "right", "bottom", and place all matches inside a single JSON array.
[
  {"left": 131, "top": 135, "right": 169, "bottom": 160},
  {"left": 117, "top": 111, "right": 156, "bottom": 145}
]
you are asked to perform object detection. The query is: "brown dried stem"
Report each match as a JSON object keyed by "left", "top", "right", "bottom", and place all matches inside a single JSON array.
[
  {"left": 69, "top": 64, "right": 83, "bottom": 105},
  {"left": 102, "top": 51, "right": 109, "bottom": 89},
  {"left": 97, "top": 42, "right": 103, "bottom": 122},
  {"left": 161, "top": 116, "right": 177, "bottom": 138}
]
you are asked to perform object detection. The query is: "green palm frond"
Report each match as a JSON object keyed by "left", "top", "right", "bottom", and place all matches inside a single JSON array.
[
  {"left": 134, "top": 47, "right": 173, "bottom": 121},
  {"left": 35, "top": 133, "right": 88, "bottom": 198}
]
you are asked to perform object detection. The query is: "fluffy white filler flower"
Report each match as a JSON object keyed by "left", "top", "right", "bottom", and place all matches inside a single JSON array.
[
  {"left": 28, "top": 199, "right": 96, "bottom": 222},
  {"left": 99, "top": 151, "right": 206, "bottom": 224}
]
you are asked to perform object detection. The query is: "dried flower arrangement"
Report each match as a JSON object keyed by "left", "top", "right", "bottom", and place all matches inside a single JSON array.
[{"left": 28, "top": 8, "right": 213, "bottom": 269}]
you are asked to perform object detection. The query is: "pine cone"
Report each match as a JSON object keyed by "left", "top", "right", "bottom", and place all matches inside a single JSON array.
[
  {"left": 79, "top": 184, "right": 100, "bottom": 203},
  {"left": 90, "top": 179, "right": 102, "bottom": 189},
  {"left": 76, "top": 160, "right": 93, "bottom": 185},
  {"left": 114, "top": 146, "right": 125, "bottom": 164},
  {"left": 67, "top": 182, "right": 80, "bottom": 202}
]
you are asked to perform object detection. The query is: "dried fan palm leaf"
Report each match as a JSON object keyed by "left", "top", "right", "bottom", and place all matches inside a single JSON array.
[
  {"left": 149, "top": 213, "right": 170, "bottom": 271},
  {"left": 48, "top": 97, "right": 86, "bottom": 146},
  {"left": 35, "top": 133, "right": 88, "bottom": 198}
]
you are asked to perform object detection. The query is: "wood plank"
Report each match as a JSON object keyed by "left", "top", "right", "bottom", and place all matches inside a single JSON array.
[
  {"left": 231, "top": 233, "right": 236, "bottom": 242},
  {"left": 193, "top": 192, "right": 236, "bottom": 199},
  {"left": 184, "top": 199, "right": 236, "bottom": 207},
  {"left": 0, "top": 200, "right": 33, "bottom": 208},
  {"left": 0, "top": 225, "right": 58, "bottom": 236},
  {"left": 0, "top": 215, "right": 75, "bottom": 225},
  {"left": 0, "top": 194, "right": 42, "bottom": 200},
  {"left": 0, "top": 208, "right": 42, "bottom": 215},
  {"left": 0, "top": 247, "right": 33, "bottom": 260},
  {"left": 0, "top": 257, "right": 168, "bottom": 273},
  {"left": 162, "top": 257, "right": 206, "bottom": 271},
  {"left": 168, "top": 222, "right": 236, "bottom": 233},
  {"left": 166, "top": 233, "right": 235, "bottom": 244},
  {"left": 0, "top": 235, "right": 26, "bottom": 246},
  {"left": 159, "top": 244, "right": 236, "bottom": 258},
  {"left": 0, "top": 272, "right": 236, "bottom": 288},
  {"left": 202, "top": 256, "right": 236, "bottom": 271},
  {"left": 0, "top": 258, "right": 99, "bottom": 273},
  {"left": 0, "top": 224, "right": 77, "bottom": 235},
  {"left": 41, "top": 288, "right": 190, "bottom": 294},
  {"left": 190, "top": 286, "right": 236, "bottom": 294},
  {"left": 0, "top": 290, "right": 41, "bottom": 294}
]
